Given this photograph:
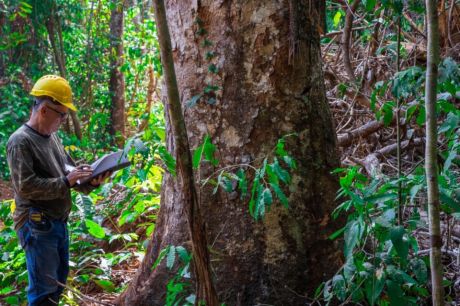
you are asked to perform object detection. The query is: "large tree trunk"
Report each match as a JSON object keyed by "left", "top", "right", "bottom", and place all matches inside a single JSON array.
[
  {"left": 119, "top": 1, "right": 342, "bottom": 305},
  {"left": 109, "top": 0, "right": 126, "bottom": 148}
]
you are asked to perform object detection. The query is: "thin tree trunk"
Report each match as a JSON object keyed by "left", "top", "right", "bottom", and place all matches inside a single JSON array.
[
  {"left": 342, "top": 0, "right": 360, "bottom": 82},
  {"left": 138, "top": 65, "right": 155, "bottom": 132},
  {"left": 45, "top": 12, "right": 83, "bottom": 139},
  {"left": 109, "top": 0, "right": 126, "bottom": 148},
  {"left": 150, "top": 1, "right": 218, "bottom": 304},
  {"left": 425, "top": 0, "right": 445, "bottom": 304}
]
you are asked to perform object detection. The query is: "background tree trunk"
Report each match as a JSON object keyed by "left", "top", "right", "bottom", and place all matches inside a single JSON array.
[
  {"left": 119, "top": 1, "right": 343, "bottom": 305},
  {"left": 109, "top": 0, "right": 126, "bottom": 148},
  {"left": 46, "top": 9, "right": 83, "bottom": 139},
  {"left": 425, "top": 0, "right": 445, "bottom": 304}
]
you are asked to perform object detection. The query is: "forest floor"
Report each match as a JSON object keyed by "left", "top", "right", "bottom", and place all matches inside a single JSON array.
[{"left": 0, "top": 180, "right": 13, "bottom": 201}]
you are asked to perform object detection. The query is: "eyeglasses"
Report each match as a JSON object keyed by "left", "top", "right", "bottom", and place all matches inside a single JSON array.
[{"left": 45, "top": 105, "right": 68, "bottom": 119}]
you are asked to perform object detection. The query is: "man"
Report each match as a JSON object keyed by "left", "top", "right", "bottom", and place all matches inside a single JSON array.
[{"left": 6, "top": 75, "right": 111, "bottom": 305}]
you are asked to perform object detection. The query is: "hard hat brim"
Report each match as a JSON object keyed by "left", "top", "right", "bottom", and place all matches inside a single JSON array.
[{"left": 30, "top": 89, "right": 77, "bottom": 111}]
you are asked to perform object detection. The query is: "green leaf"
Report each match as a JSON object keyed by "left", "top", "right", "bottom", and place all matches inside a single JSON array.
[
  {"left": 146, "top": 223, "right": 155, "bottom": 236},
  {"left": 364, "top": 272, "right": 385, "bottom": 306},
  {"left": 374, "top": 208, "right": 395, "bottom": 228},
  {"left": 158, "top": 146, "right": 176, "bottom": 176},
  {"left": 254, "top": 184, "right": 265, "bottom": 219},
  {"left": 440, "top": 190, "right": 460, "bottom": 212},
  {"left": 152, "top": 247, "right": 169, "bottom": 270},
  {"left": 236, "top": 169, "right": 248, "bottom": 198},
  {"left": 176, "top": 246, "right": 191, "bottom": 263},
  {"left": 270, "top": 183, "right": 289, "bottom": 208},
  {"left": 0, "top": 286, "right": 13, "bottom": 295},
  {"left": 390, "top": 226, "right": 409, "bottom": 264},
  {"left": 85, "top": 219, "right": 105, "bottom": 239},
  {"left": 192, "top": 144, "right": 204, "bottom": 169},
  {"left": 4, "top": 296, "right": 19, "bottom": 305},
  {"left": 386, "top": 280, "right": 406, "bottom": 306},
  {"left": 167, "top": 245, "right": 176, "bottom": 269},
  {"left": 329, "top": 226, "right": 346, "bottom": 240},
  {"left": 410, "top": 258, "right": 427, "bottom": 283},
  {"left": 271, "top": 158, "right": 291, "bottom": 184},
  {"left": 203, "top": 135, "right": 218, "bottom": 166},
  {"left": 263, "top": 188, "right": 273, "bottom": 206},
  {"left": 364, "top": 193, "right": 398, "bottom": 204},
  {"left": 416, "top": 105, "right": 426, "bottom": 126},
  {"left": 333, "top": 10, "right": 343, "bottom": 28},
  {"left": 344, "top": 220, "right": 361, "bottom": 259},
  {"left": 95, "top": 279, "right": 116, "bottom": 292},
  {"left": 275, "top": 138, "right": 288, "bottom": 157},
  {"left": 364, "top": 0, "right": 376, "bottom": 11},
  {"left": 193, "top": 135, "right": 218, "bottom": 168},
  {"left": 208, "top": 64, "right": 218, "bottom": 74}
]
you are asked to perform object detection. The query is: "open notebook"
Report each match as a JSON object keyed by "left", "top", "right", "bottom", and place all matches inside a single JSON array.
[{"left": 66, "top": 150, "right": 131, "bottom": 185}]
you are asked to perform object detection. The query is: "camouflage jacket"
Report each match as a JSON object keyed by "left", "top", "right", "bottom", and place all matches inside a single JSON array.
[{"left": 7, "top": 124, "right": 95, "bottom": 230}]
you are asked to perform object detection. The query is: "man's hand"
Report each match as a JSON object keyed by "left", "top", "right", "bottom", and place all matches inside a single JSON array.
[
  {"left": 90, "top": 171, "right": 113, "bottom": 187},
  {"left": 66, "top": 167, "right": 93, "bottom": 187}
]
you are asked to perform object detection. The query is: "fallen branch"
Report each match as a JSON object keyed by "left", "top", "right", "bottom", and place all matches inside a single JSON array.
[
  {"left": 354, "top": 138, "right": 425, "bottom": 177},
  {"left": 322, "top": 25, "right": 372, "bottom": 38},
  {"left": 338, "top": 120, "right": 384, "bottom": 147},
  {"left": 403, "top": 11, "right": 427, "bottom": 39}
]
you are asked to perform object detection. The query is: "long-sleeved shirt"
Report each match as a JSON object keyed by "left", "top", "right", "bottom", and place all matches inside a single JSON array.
[{"left": 7, "top": 124, "right": 95, "bottom": 230}]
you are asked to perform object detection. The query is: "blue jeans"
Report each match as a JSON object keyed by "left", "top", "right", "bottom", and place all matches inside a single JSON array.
[{"left": 17, "top": 209, "right": 69, "bottom": 306}]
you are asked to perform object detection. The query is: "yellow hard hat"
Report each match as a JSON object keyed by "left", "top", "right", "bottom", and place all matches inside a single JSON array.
[{"left": 30, "top": 75, "right": 76, "bottom": 111}]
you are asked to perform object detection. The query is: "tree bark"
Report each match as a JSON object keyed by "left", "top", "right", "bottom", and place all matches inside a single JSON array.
[
  {"left": 425, "top": 0, "right": 445, "bottom": 305},
  {"left": 119, "top": 1, "right": 342, "bottom": 305},
  {"left": 109, "top": 0, "right": 126, "bottom": 148}
]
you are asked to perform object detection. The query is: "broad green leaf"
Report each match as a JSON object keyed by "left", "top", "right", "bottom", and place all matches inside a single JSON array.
[
  {"left": 332, "top": 274, "right": 346, "bottom": 301},
  {"left": 275, "top": 138, "right": 287, "bottom": 157},
  {"left": 364, "top": 193, "right": 397, "bottom": 204},
  {"left": 364, "top": 274, "right": 385, "bottom": 306},
  {"left": 386, "top": 280, "right": 406, "bottom": 306},
  {"left": 85, "top": 219, "right": 105, "bottom": 239},
  {"left": 262, "top": 188, "right": 273, "bottom": 206},
  {"left": 416, "top": 105, "right": 426, "bottom": 126},
  {"left": 193, "top": 135, "right": 218, "bottom": 168},
  {"left": 364, "top": 0, "right": 376, "bottom": 11},
  {"left": 176, "top": 246, "right": 191, "bottom": 262},
  {"left": 146, "top": 223, "right": 155, "bottom": 236},
  {"left": 333, "top": 10, "right": 343, "bottom": 28},
  {"left": 95, "top": 279, "right": 116, "bottom": 292},
  {"left": 390, "top": 226, "right": 409, "bottom": 263},
  {"left": 4, "top": 296, "right": 19, "bottom": 305},
  {"left": 152, "top": 247, "right": 169, "bottom": 270},
  {"left": 0, "top": 286, "right": 12, "bottom": 295},
  {"left": 236, "top": 169, "right": 248, "bottom": 198},
  {"left": 167, "top": 245, "right": 176, "bottom": 269},
  {"left": 344, "top": 220, "right": 361, "bottom": 259},
  {"left": 158, "top": 146, "right": 176, "bottom": 176},
  {"left": 374, "top": 208, "right": 395, "bottom": 228},
  {"left": 270, "top": 183, "right": 289, "bottom": 208},
  {"left": 271, "top": 158, "right": 290, "bottom": 184},
  {"left": 440, "top": 190, "right": 460, "bottom": 212},
  {"left": 254, "top": 184, "right": 265, "bottom": 219}
]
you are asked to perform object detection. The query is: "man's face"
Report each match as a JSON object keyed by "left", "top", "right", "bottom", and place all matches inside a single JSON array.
[{"left": 41, "top": 100, "right": 69, "bottom": 133}]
